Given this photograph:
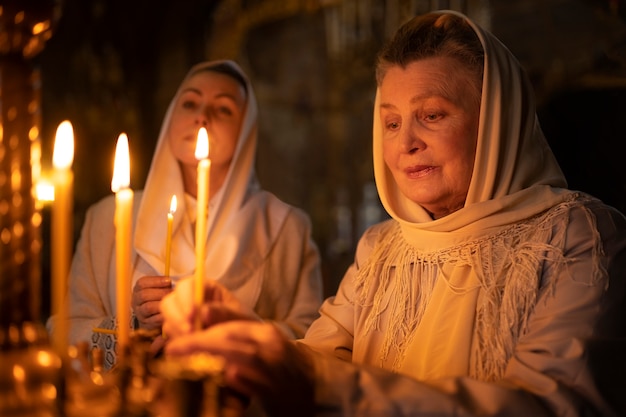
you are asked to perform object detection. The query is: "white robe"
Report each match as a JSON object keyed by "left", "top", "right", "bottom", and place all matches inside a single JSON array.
[{"left": 57, "top": 188, "right": 322, "bottom": 369}]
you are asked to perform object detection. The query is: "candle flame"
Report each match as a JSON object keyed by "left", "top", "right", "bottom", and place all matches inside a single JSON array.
[
  {"left": 194, "top": 127, "right": 209, "bottom": 160},
  {"left": 52, "top": 120, "right": 74, "bottom": 170},
  {"left": 36, "top": 180, "right": 55, "bottom": 202},
  {"left": 111, "top": 133, "right": 130, "bottom": 192},
  {"left": 169, "top": 194, "right": 177, "bottom": 214}
]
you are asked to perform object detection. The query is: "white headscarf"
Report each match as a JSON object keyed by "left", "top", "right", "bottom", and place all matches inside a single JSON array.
[
  {"left": 373, "top": 10, "right": 571, "bottom": 248},
  {"left": 134, "top": 60, "right": 260, "bottom": 279}
]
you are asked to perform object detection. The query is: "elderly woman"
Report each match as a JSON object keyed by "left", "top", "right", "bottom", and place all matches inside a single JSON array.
[
  {"left": 47, "top": 60, "right": 323, "bottom": 369},
  {"left": 161, "top": 11, "right": 626, "bottom": 417}
]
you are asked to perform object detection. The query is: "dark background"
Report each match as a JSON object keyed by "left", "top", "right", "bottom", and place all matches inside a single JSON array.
[{"left": 33, "top": 0, "right": 626, "bottom": 317}]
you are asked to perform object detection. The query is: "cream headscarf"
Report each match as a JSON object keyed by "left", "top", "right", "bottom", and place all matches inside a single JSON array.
[
  {"left": 374, "top": 10, "right": 571, "bottom": 246},
  {"left": 135, "top": 60, "right": 260, "bottom": 280}
]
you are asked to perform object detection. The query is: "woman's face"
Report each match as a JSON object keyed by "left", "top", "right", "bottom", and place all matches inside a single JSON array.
[
  {"left": 168, "top": 70, "right": 247, "bottom": 172},
  {"left": 380, "top": 56, "right": 480, "bottom": 219}
]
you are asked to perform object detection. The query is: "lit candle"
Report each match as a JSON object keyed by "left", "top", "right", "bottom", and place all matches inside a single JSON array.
[
  {"left": 194, "top": 127, "right": 210, "bottom": 330},
  {"left": 111, "top": 133, "right": 133, "bottom": 349},
  {"left": 51, "top": 120, "right": 74, "bottom": 355},
  {"left": 164, "top": 194, "right": 177, "bottom": 276},
  {"left": 36, "top": 180, "right": 55, "bottom": 203}
]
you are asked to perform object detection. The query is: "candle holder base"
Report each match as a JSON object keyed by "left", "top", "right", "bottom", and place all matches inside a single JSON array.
[
  {"left": 64, "top": 329, "right": 226, "bottom": 417},
  {"left": 0, "top": 324, "right": 227, "bottom": 416},
  {"left": 0, "top": 322, "right": 64, "bottom": 417}
]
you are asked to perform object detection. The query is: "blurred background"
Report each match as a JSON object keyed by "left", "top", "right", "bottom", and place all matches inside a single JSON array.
[{"left": 34, "top": 0, "right": 626, "bottom": 317}]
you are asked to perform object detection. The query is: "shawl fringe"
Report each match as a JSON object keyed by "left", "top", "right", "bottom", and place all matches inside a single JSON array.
[{"left": 353, "top": 194, "right": 604, "bottom": 380}]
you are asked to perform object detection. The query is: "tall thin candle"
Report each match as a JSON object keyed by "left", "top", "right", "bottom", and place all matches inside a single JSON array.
[
  {"left": 164, "top": 194, "right": 177, "bottom": 276},
  {"left": 51, "top": 120, "right": 74, "bottom": 355},
  {"left": 111, "top": 133, "right": 133, "bottom": 349},
  {"left": 194, "top": 127, "right": 210, "bottom": 330}
]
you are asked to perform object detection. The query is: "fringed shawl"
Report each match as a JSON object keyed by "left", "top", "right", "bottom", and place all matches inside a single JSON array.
[{"left": 354, "top": 193, "right": 607, "bottom": 380}]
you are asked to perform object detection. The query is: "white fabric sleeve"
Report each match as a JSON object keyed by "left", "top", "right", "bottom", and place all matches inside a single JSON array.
[{"left": 260, "top": 207, "right": 324, "bottom": 340}]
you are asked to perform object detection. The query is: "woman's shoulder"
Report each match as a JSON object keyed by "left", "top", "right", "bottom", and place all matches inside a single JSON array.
[
  {"left": 85, "top": 194, "right": 116, "bottom": 217},
  {"left": 254, "top": 190, "right": 313, "bottom": 227},
  {"left": 551, "top": 192, "right": 626, "bottom": 231},
  {"left": 355, "top": 219, "right": 398, "bottom": 256},
  {"left": 532, "top": 192, "right": 626, "bottom": 270},
  {"left": 565, "top": 192, "right": 626, "bottom": 243},
  {"left": 361, "top": 218, "right": 397, "bottom": 237},
  {"left": 576, "top": 193, "right": 626, "bottom": 220}
]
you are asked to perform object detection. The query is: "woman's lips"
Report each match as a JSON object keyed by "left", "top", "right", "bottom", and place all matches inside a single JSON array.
[{"left": 404, "top": 165, "right": 436, "bottom": 178}]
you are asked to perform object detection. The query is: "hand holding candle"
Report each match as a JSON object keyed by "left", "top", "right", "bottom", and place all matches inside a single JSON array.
[
  {"left": 111, "top": 133, "right": 133, "bottom": 349},
  {"left": 164, "top": 194, "right": 177, "bottom": 277},
  {"left": 194, "top": 127, "right": 210, "bottom": 330},
  {"left": 51, "top": 120, "right": 74, "bottom": 355}
]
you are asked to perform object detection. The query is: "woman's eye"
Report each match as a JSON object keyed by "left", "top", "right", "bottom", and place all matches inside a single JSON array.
[
  {"left": 217, "top": 106, "right": 233, "bottom": 116},
  {"left": 424, "top": 113, "right": 442, "bottom": 122},
  {"left": 182, "top": 100, "right": 197, "bottom": 110},
  {"left": 387, "top": 121, "right": 400, "bottom": 130}
]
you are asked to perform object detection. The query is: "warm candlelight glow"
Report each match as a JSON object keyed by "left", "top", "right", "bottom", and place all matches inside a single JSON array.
[
  {"left": 111, "top": 133, "right": 130, "bottom": 192},
  {"left": 36, "top": 180, "right": 54, "bottom": 202},
  {"left": 52, "top": 120, "right": 74, "bottom": 170},
  {"left": 195, "top": 127, "right": 209, "bottom": 160},
  {"left": 51, "top": 120, "right": 74, "bottom": 355},
  {"left": 164, "top": 194, "right": 177, "bottom": 277},
  {"left": 112, "top": 133, "right": 133, "bottom": 349},
  {"left": 169, "top": 194, "right": 178, "bottom": 214},
  {"left": 194, "top": 127, "right": 210, "bottom": 330}
]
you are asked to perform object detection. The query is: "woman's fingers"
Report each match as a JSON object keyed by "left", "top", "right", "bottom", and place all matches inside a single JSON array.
[
  {"left": 134, "top": 276, "right": 172, "bottom": 291},
  {"left": 132, "top": 276, "right": 173, "bottom": 328},
  {"left": 164, "top": 321, "right": 314, "bottom": 414},
  {"left": 161, "top": 293, "right": 192, "bottom": 337},
  {"left": 164, "top": 322, "right": 269, "bottom": 396},
  {"left": 161, "top": 277, "right": 253, "bottom": 336},
  {"left": 149, "top": 334, "right": 166, "bottom": 356},
  {"left": 199, "top": 303, "right": 257, "bottom": 327},
  {"left": 133, "top": 286, "right": 173, "bottom": 304},
  {"left": 132, "top": 276, "right": 171, "bottom": 308},
  {"left": 133, "top": 289, "right": 172, "bottom": 328}
]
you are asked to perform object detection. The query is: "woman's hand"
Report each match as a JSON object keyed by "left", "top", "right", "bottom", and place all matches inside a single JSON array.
[
  {"left": 160, "top": 277, "right": 258, "bottom": 339},
  {"left": 132, "top": 276, "right": 172, "bottom": 330},
  {"left": 165, "top": 321, "right": 315, "bottom": 417}
]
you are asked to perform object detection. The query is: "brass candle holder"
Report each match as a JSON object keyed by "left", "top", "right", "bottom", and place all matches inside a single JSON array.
[{"left": 0, "top": 1, "right": 63, "bottom": 416}]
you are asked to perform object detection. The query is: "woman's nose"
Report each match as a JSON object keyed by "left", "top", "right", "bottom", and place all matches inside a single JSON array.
[
  {"left": 400, "top": 130, "right": 422, "bottom": 154},
  {"left": 195, "top": 111, "right": 209, "bottom": 126},
  {"left": 196, "top": 117, "right": 208, "bottom": 126}
]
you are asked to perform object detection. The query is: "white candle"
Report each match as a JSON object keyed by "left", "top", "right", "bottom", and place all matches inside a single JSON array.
[
  {"left": 194, "top": 127, "right": 210, "bottom": 330},
  {"left": 111, "top": 133, "right": 133, "bottom": 349},
  {"left": 51, "top": 120, "right": 74, "bottom": 355},
  {"left": 164, "top": 194, "right": 177, "bottom": 277}
]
